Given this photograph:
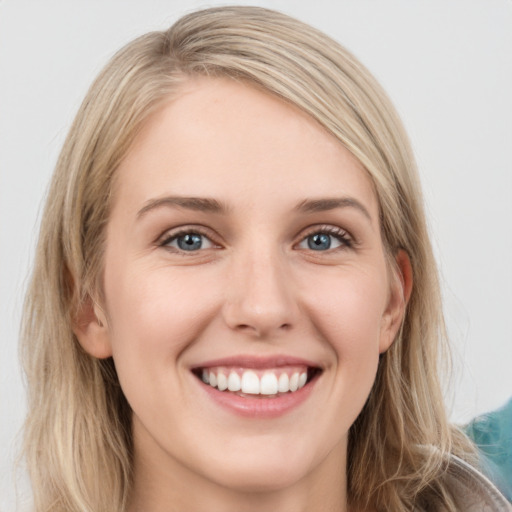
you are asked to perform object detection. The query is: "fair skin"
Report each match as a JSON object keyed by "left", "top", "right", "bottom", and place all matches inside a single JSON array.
[{"left": 75, "top": 77, "right": 411, "bottom": 512}]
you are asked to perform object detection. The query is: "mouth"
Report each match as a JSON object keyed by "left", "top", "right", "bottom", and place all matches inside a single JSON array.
[
  {"left": 191, "top": 356, "right": 323, "bottom": 418},
  {"left": 191, "top": 362, "right": 322, "bottom": 399}
]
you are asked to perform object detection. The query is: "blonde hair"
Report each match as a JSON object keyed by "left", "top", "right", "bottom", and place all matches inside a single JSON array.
[{"left": 21, "top": 6, "right": 474, "bottom": 511}]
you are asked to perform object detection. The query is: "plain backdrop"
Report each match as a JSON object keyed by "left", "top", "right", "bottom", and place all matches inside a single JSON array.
[{"left": 1, "top": 0, "right": 511, "bottom": 509}]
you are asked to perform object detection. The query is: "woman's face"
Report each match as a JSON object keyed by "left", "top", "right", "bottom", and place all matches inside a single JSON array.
[{"left": 80, "top": 77, "right": 407, "bottom": 499}]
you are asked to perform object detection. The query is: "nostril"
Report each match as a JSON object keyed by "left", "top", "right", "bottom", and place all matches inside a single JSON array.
[
  {"left": 235, "top": 322, "right": 291, "bottom": 333},
  {"left": 234, "top": 324, "right": 261, "bottom": 335}
]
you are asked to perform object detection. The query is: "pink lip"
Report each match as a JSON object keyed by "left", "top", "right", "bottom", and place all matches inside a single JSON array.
[
  {"left": 192, "top": 354, "right": 321, "bottom": 370},
  {"left": 191, "top": 354, "right": 321, "bottom": 419},
  {"left": 197, "top": 377, "right": 318, "bottom": 418}
]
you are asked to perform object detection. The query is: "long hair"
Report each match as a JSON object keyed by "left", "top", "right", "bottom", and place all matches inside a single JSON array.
[{"left": 21, "top": 6, "right": 474, "bottom": 511}]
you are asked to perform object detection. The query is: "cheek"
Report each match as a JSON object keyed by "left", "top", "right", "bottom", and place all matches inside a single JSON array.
[
  {"left": 102, "top": 265, "right": 224, "bottom": 428},
  {"left": 104, "top": 263, "right": 222, "bottom": 363},
  {"left": 303, "top": 266, "right": 388, "bottom": 393},
  {"left": 304, "top": 267, "right": 389, "bottom": 351},
  {"left": 296, "top": 268, "right": 388, "bottom": 434}
]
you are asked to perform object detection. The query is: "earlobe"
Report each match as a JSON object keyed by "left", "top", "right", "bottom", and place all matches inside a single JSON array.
[
  {"left": 379, "top": 249, "right": 413, "bottom": 353},
  {"left": 72, "top": 296, "right": 113, "bottom": 359}
]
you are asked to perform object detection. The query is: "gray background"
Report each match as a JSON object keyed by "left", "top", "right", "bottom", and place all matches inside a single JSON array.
[{"left": 1, "top": 0, "right": 511, "bottom": 509}]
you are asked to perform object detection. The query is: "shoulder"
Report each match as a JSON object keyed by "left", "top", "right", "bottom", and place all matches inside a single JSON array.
[{"left": 444, "top": 453, "right": 512, "bottom": 511}]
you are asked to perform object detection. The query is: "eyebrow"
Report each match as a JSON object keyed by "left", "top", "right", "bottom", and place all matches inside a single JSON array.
[
  {"left": 136, "top": 195, "right": 372, "bottom": 222},
  {"left": 137, "top": 196, "right": 228, "bottom": 219},
  {"left": 294, "top": 197, "right": 372, "bottom": 221}
]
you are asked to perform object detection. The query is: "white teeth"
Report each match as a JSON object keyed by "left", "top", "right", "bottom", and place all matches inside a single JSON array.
[
  {"left": 289, "top": 372, "right": 299, "bottom": 392},
  {"left": 200, "top": 367, "right": 313, "bottom": 396},
  {"left": 217, "top": 372, "right": 228, "bottom": 391},
  {"left": 227, "top": 372, "right": 241, "bottom": 392},
  {"left": 241, "top": 370, "right": 260, "bottom": 394},
  {"left": 260, "top": 373, "right": 278, "bottom": 395},
  {"left": 278, "top": 373, "right": 290, "bottom": 393}
]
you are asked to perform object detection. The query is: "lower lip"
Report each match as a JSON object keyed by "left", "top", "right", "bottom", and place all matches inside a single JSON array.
[{"left": 195, "top": 375, "right": 318, "bottom": 419}]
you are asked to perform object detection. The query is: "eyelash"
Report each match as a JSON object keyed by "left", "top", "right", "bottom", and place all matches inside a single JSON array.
[
  {"left": 158, "top": 227, "right": 218, "bottom": 253},
  {"left": 298, "top": 225, "right": 353, "bottom": 251},
  {"left": 157, "top": 225, "right": 353, "bottom": 253}
]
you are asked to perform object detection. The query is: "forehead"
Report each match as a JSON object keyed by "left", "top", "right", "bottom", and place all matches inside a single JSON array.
[{"left": 113, "top": 77, "right": 379, "bottom": 221}]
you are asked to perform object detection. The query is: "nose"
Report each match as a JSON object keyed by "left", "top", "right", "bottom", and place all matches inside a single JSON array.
[{"left": 222, "top": 246, "right": 299, "bottom": 338}]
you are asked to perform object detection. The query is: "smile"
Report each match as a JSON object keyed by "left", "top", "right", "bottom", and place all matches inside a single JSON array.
[
  {"left": 198, "top": 366, "right": 317, "bottom": 396},
  {"left": 191, "top": 356, "right": 322, "bottom": 417}
]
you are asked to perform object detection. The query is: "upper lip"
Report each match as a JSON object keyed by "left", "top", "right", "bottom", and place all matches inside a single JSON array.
[{"left": 191, "top": 354, "right": 322, "bottom": 370}]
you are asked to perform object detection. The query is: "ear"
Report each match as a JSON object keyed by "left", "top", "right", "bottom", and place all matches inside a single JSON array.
[
  {"left": 72, "top": 295, "right": 112, "bottom": 359},
  {"left": 379, "top": 249, "right": 413, "bottom": 353}
]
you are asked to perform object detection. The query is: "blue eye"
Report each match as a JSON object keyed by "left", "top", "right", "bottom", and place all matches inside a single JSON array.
[
  {"left": 162, "top": 232, "right": 215, "bottom": 252},
  {"left": 307, "top": 233, "right": 332, "bottom": 250},
  {"left": 297, "top": 228, "right": 351, "bottom": 251},
  {"left": 176, "top": 233, "right": 203, "bottom": 251}
]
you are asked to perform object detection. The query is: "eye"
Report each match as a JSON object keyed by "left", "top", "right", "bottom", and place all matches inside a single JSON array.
[
  {"left": 160, "top": 230, "right": 216, "bottom": 252},
  {"left": 297, "top": 227, "right": 352, "bottom": 251}
]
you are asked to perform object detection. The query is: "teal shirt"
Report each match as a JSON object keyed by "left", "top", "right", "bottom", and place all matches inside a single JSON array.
[{"left": 465, "top": 398, "right": 512, "bottom": 502}]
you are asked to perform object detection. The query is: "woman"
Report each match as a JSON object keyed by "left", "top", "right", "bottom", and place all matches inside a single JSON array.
[{"left": 21, "top": 6, "right": 511, "bottom": 511}]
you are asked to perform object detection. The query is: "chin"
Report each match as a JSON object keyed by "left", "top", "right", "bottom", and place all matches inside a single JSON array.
[
  {"left": 210, "top": 459, "right": 308, "bottom": 493},
  {"left": 194, "top": 434, "right": 328, "bottom": 494}
]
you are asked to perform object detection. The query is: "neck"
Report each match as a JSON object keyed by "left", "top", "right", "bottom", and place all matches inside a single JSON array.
[
  {"left": 129, "top": 477, "right": 347, "bottom": 512},
  {"left": 127, "top": 424, "right": 350, "bottom": 512}
]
